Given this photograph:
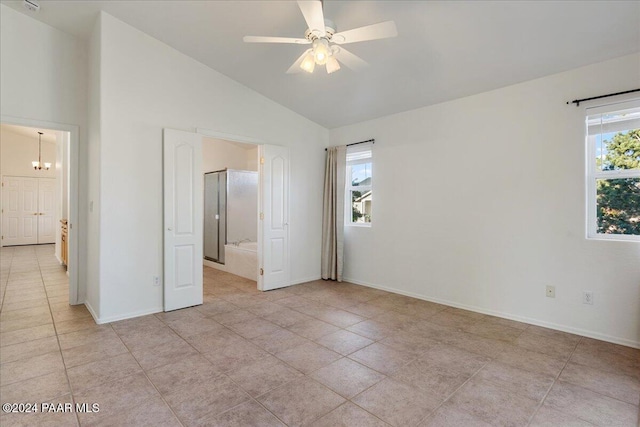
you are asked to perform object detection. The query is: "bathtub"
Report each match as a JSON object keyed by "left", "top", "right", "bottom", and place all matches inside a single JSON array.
[{"left": 223, "top": 241, "right": 258, "bottom": 281}]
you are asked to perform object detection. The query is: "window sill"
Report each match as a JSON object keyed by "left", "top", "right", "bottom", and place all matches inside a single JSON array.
[
  {"left": 346, "top": 223, "right": 372, "bottom": 228},
  {"left": 587, "top": 234, "right": 640, "bottom": 243}
]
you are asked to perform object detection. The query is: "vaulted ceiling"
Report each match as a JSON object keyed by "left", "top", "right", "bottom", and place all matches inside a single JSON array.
[{"left": 3, "top": 1, "right": 639, "bottom": 128}]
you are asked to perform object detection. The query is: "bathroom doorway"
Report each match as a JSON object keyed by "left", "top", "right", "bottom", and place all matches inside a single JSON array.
[
  {"left": 163, "top": 127, "right": 290, "bottom": 311},
  {"left": 202, "top": 137, "right": 259, "bottom": 281}
]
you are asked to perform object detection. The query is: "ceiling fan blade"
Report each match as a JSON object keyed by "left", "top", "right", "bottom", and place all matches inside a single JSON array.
[
  {"left": 297, "top": 0, "right": 326, "bottom": 36},
  {"left": 333, "top": 47, "right": 369, "bottom": 72},
  {"left": 243, "top": 36, "right": 310, "bottom": 44},
  {"left": 286, "top": 49, "right": 312, "bottom": 74},
  {"left": 331, "top": 21, "right": 398, "bottom": 44}
]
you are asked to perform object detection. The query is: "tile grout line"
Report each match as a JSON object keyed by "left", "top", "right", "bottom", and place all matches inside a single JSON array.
[
  {"left": 5, "top": 253, "right": 637, "bottom": 426},
  {"left": 206, "top": 270, "right": 640, "bottom": 426},
  {"left": 110, "top": 325, "right": 187, "bottom": 427},
  {"left": 188, "top": 310, "right": 322, "bottom": 424},
  {"left": 341, "top": 318, "right": 532, "bottom": 425},
  {"left": 259, "top": 285, "right": 531, "bottom": 425},
  {"left": 154, "top": 304, "right": 326, "bottom": 425},
  {"left": 415, "top": 358, "right": 494, "bottom": 425},
  {"left": 177, "top": 288, "right": 391, "bottom": 425},
  {"left": 524, "top": 335, "right": 584, "bottom": 426},
  {"left": 216, "top": 291, "right": 391, "bottom": 425},
  {"left": 35, "top": 246, "right": 81, "bottom": 427},
  {"left": 0, "top": 247, "right": 14, "bottom": 312},
  {"left": 336, "top": 334, "right": 454, "bottom": 424},
  {"left": 153, "top": 309, "right": 291, "bottom": 425},
  {"left": 0, "top": 263, "right": 64, "bottom": 390}
]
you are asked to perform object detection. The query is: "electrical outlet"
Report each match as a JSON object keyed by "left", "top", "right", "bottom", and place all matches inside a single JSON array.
[
  {"left": 583, "top": 291, "right": 593, "bottom": 305},
  {"left": 153, "top": 276, "right": 161, "bottom": 287},
  {"left": 546, "top": 285, "right": 555, "bottom": 298}
]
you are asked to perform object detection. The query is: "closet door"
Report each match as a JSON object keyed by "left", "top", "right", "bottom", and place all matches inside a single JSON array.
[
  {"left": 37, "top": 178, "right": 56, "bottom": 244},
  {"left": 1, "top": 177, "right": 38, "bottom": 246}
]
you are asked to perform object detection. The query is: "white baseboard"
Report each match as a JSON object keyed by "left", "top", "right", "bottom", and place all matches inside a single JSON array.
[
  {"left": 343, "top": 276, "right": 640, "bottom": 350},
  {"left": 84, "top": 300, "right": 99, "bottom": 323},
  {"left": 87, "top": 306, "right": 163, "bottom": 325}
]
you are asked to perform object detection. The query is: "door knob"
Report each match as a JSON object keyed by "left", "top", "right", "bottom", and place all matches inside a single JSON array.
[{"left": 167, "top": 227, "right": 172, "bottom": 231}]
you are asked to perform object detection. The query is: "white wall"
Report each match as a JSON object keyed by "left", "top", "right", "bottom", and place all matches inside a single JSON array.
[
  {"left": 95, "top": 13, "right": 327, "bottom": 322},
  {"left": 85, "top": 14, "right": 102, "bottom": 318},
  {"left": 246, "top": 146, "right": 259, "bottom": 171},
  {"left": 202, "top": 137, "right": 258, "bottom": 173},
  {"left": 331, "top": 53, "right": 640, "bottom": 348},
  {"left": 0, "top": 4, "right": 88, "bottom": 301}
]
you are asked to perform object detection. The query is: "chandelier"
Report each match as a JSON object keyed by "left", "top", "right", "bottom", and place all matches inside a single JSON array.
[{"left": 32, "top": 131, "right": 51, "bottom": 170}]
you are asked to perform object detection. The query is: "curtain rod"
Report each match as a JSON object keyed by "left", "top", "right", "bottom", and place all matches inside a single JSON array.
[
  {"left": 325, "top": 138, "right": 375, "bottom": 151},
  {"left": 566, "top": 88, "right": 640, "bottom": 107}
]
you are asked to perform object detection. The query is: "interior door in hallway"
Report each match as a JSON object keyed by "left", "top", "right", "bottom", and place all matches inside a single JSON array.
[
  {"left": 163, "top": 128, "right": 203, "bottom": 311},
  {"left": 1, "top": 176, "right": 38, "bottom": 246},
  {"left": 258, "top": 144, "right": 290, "bottom": 291},
  {"left": 37, "top": 178, "right": 56, "bottom": 244}
]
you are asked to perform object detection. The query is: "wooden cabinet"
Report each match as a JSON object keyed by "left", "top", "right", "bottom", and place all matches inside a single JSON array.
[{"left": 60, "top": 219, "right": 68, "bottom": 268}]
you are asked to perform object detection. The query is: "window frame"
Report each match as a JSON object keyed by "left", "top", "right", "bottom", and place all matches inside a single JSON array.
[
  {"left": 585, "top": 99, "right": 640, "bottom": 242},
  {"left": 346, "top": 145, "right": 373, "bottom": 227}
]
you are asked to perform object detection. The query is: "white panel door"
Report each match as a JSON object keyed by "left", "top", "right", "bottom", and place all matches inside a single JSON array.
[
  {"left": 1, "top": 177, "right": 38, "bottom": 246},
  {"left": 163, "top": 129, "right": 203, "bottom": 311},
  {"left": 38, "top": 178, "right": 56, "bottom": 244},
  {"left": 258, "top": 145, "right": 290, "bottom": 291}
]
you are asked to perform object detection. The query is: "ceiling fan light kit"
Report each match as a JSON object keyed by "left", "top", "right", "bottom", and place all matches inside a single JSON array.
[
  {"left": 312, "top": 38, "right": 330, "bottom": 65},
  {"left": 326, "top": 56, "right": 340, "bottom": 74},
  {"left": 300, "top": 51, "right": 316, "bottom": 73},
  {"left": 243, "top": 0, "right": 397, "bottom": 75}
]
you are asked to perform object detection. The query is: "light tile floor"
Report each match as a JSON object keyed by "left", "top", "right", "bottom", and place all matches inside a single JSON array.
[{"left": 0, "top": 244, "right": 638, "bottom": 426}]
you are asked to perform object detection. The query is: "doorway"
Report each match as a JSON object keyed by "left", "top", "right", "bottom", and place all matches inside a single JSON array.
[
  {"left": 0, "top": 117, "right": 79, "bottom": 305},
  {"left": 202, "top": 137, "right": 259, "bottom": 282},
  {"left": 162, "top": 128, "right": 290, "bottom": 312},
  {"left": 197, "top": 131, "right": 291, "bottom": 292}
]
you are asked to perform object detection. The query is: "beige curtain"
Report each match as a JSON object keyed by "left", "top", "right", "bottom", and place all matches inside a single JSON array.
[{"left": 321, "top": 145, "right": 347, "bottom": 281}]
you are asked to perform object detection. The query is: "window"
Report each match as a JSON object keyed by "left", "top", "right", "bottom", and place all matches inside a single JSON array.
[
  {"left": 346, "top": 145, "right": 372, "bottom": 225},
  {"left": 586, "top": 100, "right": 640, "bottom": 240}
]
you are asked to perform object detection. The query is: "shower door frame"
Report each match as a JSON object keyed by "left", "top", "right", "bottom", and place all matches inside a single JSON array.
[{"left": 203, "top": 169, "right": 228, "bottom": 264}]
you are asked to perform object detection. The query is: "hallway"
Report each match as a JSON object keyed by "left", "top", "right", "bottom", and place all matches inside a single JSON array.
[{"left": 0, "top": 245, "right": 92, "bottom": 425}]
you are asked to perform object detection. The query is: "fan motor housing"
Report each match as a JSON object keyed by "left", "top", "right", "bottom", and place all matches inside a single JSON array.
[{"left": 305, "top": 19, "right": 336, "bottom": 41}]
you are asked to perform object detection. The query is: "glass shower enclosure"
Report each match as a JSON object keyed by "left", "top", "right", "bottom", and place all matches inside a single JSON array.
[{"left": 203, "top": 169, "right": 258, "bottom": 264}]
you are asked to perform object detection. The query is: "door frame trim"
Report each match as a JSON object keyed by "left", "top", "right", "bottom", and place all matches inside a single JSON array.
[
  {"left": 1, "top": 115, "right": 80, "bottom": 305},
  {"left": 195, "top": 128, "right": 266, "bottom": 146}
]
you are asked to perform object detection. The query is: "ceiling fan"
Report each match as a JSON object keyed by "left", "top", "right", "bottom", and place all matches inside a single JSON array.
[{"left": 243, "top": 0, "right": 397, "bottom": 74}]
